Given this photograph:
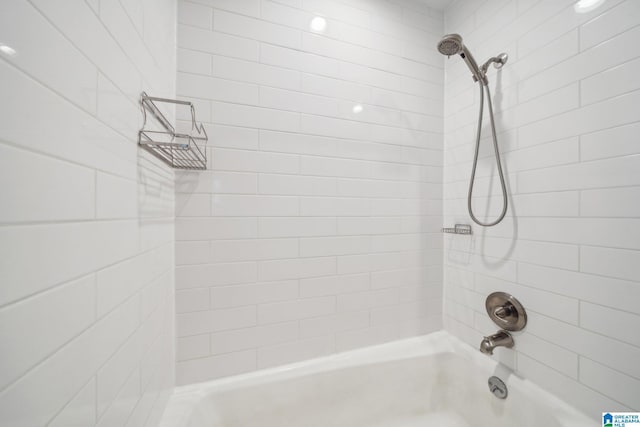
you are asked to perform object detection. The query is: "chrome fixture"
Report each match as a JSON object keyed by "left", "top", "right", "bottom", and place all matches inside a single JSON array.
[
  {"left": 138, "top": 92, "right": 208, "bottom": 170},
  {"left": 485, "top": 292, "right": 527, "bottom": 331},
  {"left": 479, "top": 330, "right": 514, "bottom": 355},
  {"left": 481, "top": 53, "right": 508, "bottom": 74},
  {"left": 442, "top": 224, "right": 472, "bottom": 235},
  {"left": 480, "top": 292, "right": 527, "bottom": 355},
  {"left": 437, "top": 34, "right": 486, "bottom": 84},
  {"left": 437, "top": 34, "right": 508, "bottom": 227},
  {"left": 488, "top": 376, "right": 508, "bottom": 399}
]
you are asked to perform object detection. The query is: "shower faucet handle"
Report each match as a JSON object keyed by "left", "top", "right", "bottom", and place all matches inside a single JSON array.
[
  {"left": 485, "top": 292, "right": 527, "bottom": 331},
  {"left": 493, "top": 306, "right": 511, "bottom": 318}
]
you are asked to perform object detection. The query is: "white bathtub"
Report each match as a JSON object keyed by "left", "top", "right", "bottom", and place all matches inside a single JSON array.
[{"left": 159, "top": 331, "right": 596, "bottom": 427}]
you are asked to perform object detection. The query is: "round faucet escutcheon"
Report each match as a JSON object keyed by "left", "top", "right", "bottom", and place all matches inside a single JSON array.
[
  {"left": 488, "top": 376, "right": 508, "bottom": 399},
  {"left": 485, "top": 292, "right": 527, "bottom": 331}
]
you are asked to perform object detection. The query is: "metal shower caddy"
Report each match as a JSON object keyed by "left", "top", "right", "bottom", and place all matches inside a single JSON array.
[{"left": 138, "top": 92, "right": 208, "bottom": 170}]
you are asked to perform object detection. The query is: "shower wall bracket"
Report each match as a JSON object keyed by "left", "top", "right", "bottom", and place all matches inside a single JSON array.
[
  {"left": 138, "top": 92, "right": 208, "bottom": 170},
  {"left": 442, "top": 224, "right": 472, "bottom": 235}
]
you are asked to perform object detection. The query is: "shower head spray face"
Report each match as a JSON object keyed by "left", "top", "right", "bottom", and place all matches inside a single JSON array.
[
  {"left": 436, "top": 33, "right": 486, "bottom": 84},
  {"left": 437, "top": 33, "right": 464, "bottom": 56}
]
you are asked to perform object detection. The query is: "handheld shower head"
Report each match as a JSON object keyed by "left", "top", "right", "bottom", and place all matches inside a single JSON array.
[
  {"left": 437, "top": 34, "right": 511, "bottom": 227},
  {"left": 437, "top": 33, "right": 463, "bottom": 56},
  {"left": 437, "top": 33, "right": 486, "bottom": 84}
]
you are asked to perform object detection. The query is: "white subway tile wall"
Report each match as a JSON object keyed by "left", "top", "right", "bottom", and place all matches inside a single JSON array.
[
  {"left": 1, "top": 0, "right": 637, "bottom": 422},
  {"left": 0, "top": 0, "right": 176, "bottom": 425},
  {"left": 443, "top": 0, "right": 640, "bottom": 417},
  {"left": 175, "top": 0, "right": 445, "bottom": 384}
]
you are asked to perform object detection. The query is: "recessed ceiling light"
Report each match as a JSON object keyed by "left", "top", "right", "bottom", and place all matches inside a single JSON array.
[
  {"left": 574, "top": 0, "right": 606, "bottom": 13},
  {"left": 310, "top": 16, "right": 327, "bottom": 33},
  {"left": 352, "top": 104, "right": 363, "bottom": 114},
  {"left": 0, "top": 44, "right": 17, "bottom": 57}
]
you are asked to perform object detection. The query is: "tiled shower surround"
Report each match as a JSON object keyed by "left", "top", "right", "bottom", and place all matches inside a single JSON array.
[
  {"left": 443, "top": 0, "right": 640, "bottom": 416},
  {"left": 174, "top": 0, "right": 640, "bottom": 415},
  {"left": 0, "top": 0, "right": 639, "bottom": 424},
  {"left": 0, "top": 0, "right": 176, "bottom": 425},
  {"left": 174, "top": 0, "right": 445, "bottom": 384}
]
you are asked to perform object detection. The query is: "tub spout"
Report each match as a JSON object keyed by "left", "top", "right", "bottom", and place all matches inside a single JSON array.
[{"left": 480, "top": 330, "right": 514, "bottom": 355}]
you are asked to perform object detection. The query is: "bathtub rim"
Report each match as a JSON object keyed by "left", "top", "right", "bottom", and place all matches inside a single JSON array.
[{"left": 159, "top": 330, "right": 595, "bottom": 427}]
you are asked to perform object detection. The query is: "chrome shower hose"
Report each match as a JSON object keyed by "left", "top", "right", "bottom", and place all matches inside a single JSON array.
[{"left": 467, "top": 82, "right": 508, "bottom": 227}]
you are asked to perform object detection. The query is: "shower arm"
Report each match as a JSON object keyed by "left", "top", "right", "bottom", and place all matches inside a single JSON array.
[{"left": 480, "top": 53, "right": 509, "bottom": 75}]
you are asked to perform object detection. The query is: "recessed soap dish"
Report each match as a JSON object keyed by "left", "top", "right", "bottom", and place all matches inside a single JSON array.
[{"left": 442, "top": 224, "right": 472, "bottom": 235}]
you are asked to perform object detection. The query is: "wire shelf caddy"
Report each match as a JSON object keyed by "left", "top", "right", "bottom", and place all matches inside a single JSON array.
[{"left": 138, "top": 92, "right": 208, "bottom": 170}]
